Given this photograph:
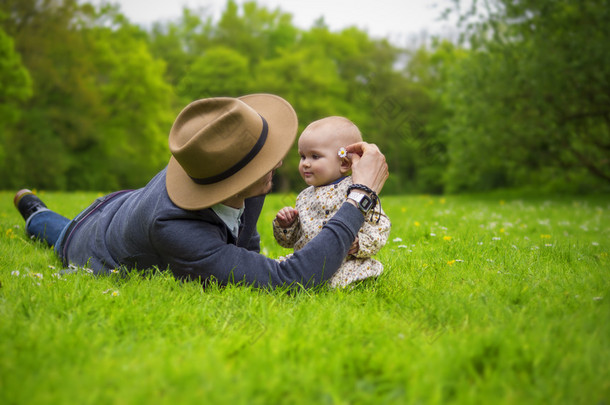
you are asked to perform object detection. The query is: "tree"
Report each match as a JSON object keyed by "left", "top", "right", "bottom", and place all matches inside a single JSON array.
[
  {"left": 396, "top": 41, "right": 465, "bottom": 194},
  {"left": 214, "top": 0, "right": 298, "bottom": 63},
  {"left": 148, "top": 7, "right": 214, "bottom": 92},
  {"left": 444, "top": 0, "right": 610, "bottom": 192},
  {"left": 177, "top": 46, "right": 250, "bottom": 102},
  {"left": 0, "top": 25, "right": 31, "bottom": 172},
  {"left": 252, "top": 46, "right": 352, "bottom": 189},
  {"left": 2, "top": 0, "right": 99, "bottom": 189},
  {"left": 0, "top": 0, "right": 174, "bottom": 190},
  {"left": 78, "top": 20, "right": 174, "bottom": 189}
]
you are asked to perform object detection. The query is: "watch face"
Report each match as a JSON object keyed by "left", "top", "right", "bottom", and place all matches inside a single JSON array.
[{"left": 360, "top": 196, "right": 372, "bottom": 210}]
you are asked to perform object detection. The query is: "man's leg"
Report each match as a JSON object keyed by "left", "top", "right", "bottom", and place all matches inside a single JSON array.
[{"left": 14, "top": 189, "right": 70, "bottom": 247}]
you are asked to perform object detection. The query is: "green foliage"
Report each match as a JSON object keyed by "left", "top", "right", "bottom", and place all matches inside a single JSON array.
[
  {"left": 146, "top": 2, "right": 411, "bottom": 191},
  {"left": 444, "top": 0, "right": 610, "bottom": 192},
  {"left": 148, "top": 7, "right": 214, "bottom": 91},
  {"left": 80, "top": 22, "right": 173, "bottom": 189},
  {"left": 1, "top": 0, "right": 608, "bottom": 193},
  {"left": 0, "top": 26, "right": 31, "bottom": 113},
  {"left": 1, "top": 192, "right": 609, "bottom": 403},
  {"left": 214, "top": 0, "right": 299, "bottom": 62},
  {"left": 0, "top": 25, "right": 32, "bottom": 174},
  {"left": 178, "top": 46, "right": 250, "bottom": 102},
  {"left": 1, "top": 0, "right": 173, "bottom": 190}
]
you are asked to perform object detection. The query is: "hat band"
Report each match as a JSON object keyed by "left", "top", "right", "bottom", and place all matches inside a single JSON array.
[{"left": 190, "top": 116, "right": 269, "bottom": 185}]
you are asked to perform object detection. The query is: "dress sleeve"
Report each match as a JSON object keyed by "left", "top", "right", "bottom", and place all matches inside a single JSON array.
[
  {"left": 152, "top": 203, "right": 365, "bottom": 289},
  {"left": 272, "top": 217, "right": 301, "bottom": 248},
  {"left": 353, "top": 205, "right": 391, "bottom": 259}
]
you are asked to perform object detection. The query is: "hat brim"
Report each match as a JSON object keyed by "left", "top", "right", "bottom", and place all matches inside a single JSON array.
[{"left": 166, "top": 94, "right": 298, "bottom": 210}]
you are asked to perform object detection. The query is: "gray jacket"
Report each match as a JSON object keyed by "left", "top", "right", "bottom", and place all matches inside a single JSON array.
[{"left": 61, "top": 168, "right": 364, "bottom": 288}]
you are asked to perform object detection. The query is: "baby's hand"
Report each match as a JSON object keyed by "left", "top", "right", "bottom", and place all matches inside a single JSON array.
[
  {"left": 276, "top": 207, "right": 299, "bottom": 228},
  {"left": 348, "top": 236, "right": 360, "bottom": 256}
]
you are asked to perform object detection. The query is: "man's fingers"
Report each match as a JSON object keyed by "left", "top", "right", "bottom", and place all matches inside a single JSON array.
[{"left": 345, "top": 141, "right": 367, "bottom": 156}]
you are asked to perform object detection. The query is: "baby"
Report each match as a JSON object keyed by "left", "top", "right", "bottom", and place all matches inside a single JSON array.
[{"left": 273, "top": 116, "right": 391, "bottom": 287}]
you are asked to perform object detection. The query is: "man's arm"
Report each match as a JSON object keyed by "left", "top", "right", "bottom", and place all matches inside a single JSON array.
[
  {"left": 237, "top": 196, "right": 265, "bottom": 252},
  {"left": 153, "top": 203, "right": 364, "bottom": 289}
]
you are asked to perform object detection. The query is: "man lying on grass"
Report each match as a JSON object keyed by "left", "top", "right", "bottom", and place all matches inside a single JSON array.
[{"left": 13, "top": 94, "right": 389, "bottom": 289}]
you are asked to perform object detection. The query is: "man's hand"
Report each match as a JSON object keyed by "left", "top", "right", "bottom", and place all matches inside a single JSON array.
[
  {"left": 275, "top": 207, "right": 299, "bottom": 228},
  {"left": 345, "top": 142, "right": 389, "bottom": 194},
  {"left": 348, "top": 236, "right": 360, "bottom": 256}
]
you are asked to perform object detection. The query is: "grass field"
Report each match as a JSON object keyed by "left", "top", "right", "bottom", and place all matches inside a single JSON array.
[{"left": 1, "top": 190, "right": 608, "bottom": 404}]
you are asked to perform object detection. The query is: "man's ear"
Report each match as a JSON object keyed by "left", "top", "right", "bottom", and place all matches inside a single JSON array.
[{"left": 340, "top": 158, "right": 352, "bottom": 174}]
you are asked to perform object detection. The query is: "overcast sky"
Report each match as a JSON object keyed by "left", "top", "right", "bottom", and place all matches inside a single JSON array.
[{"left": 90, "top": 0, "right": 459, "bottom": 44}]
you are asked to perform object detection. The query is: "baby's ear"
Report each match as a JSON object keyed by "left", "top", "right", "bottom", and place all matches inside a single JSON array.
[{"left": 340, "top": 158, "right": 352, "bottom": 174}]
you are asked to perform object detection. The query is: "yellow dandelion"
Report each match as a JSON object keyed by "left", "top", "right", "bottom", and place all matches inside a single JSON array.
[
  {"left": 447, "top": 260, "right": 456, "bottom": 266},
  {"left": 414, "top": 221, "right": 421, "bottom": 227},
  {"left": 5, "top": 228, "right": 14, "bottom": 238},
  {"left": 440, "top": 198, "right": 446, "bottom": 204},
  {"left": 500, "top": 228, "right": 505, "bottom": 233},
  {"left": 401, "top": 207, "right": 407, "bottom": 213},
  {"left": 443, "top": 236, "right": 452, "bottom": 241},
  {"left": 540, "top": 234, "right": 552, "bottom": 239}
]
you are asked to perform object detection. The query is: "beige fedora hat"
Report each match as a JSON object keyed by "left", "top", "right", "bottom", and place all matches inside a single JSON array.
[{"left": 166, "top": 94, "right": 298, "bottom": 210}]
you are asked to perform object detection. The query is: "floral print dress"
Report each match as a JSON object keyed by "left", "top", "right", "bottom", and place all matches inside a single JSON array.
[{"left": 273, "top": 177, "right": 391, "bottom": 287}]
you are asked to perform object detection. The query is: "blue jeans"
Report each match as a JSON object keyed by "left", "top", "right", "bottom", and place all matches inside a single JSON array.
[{"left": 26, "top": 209, "right": 71, "bottom": 256}]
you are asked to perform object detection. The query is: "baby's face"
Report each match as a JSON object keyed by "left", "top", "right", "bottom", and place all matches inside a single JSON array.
[{"left": 297, "top": 129, "right": 344, "bottom": 187}]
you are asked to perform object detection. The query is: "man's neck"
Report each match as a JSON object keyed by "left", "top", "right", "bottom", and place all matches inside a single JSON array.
[{"left": 221, "top": 195, "right": 245, "bottom": 209}]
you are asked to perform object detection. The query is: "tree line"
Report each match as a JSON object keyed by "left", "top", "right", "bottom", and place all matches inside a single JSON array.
[{"left": 1, "top": 0, "right": 608, "bottom": 194}]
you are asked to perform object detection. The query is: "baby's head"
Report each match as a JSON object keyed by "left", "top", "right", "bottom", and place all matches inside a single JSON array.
[{"left": 297, "top": 116, "right": 362, "bottom": 187}]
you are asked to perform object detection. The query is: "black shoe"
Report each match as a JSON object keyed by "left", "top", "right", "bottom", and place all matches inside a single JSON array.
[{"left": 14, "top": 189, "right": 48, "bottom": 221}]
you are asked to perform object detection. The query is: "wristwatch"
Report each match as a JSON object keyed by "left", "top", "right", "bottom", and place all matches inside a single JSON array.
[{"left": 347, "top": 191, "right": 374, "bottom": 214}]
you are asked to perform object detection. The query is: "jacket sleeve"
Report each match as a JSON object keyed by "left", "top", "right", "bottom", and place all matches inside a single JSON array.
[
  {"left": 237, "top": 196, "right": 265, "bottom": 252},
  {"left": 353, "top": 206, "right": 391, "bottom": 259},
  {"left": 152, "top": 203, "right": 365, "bottom": 289}
]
